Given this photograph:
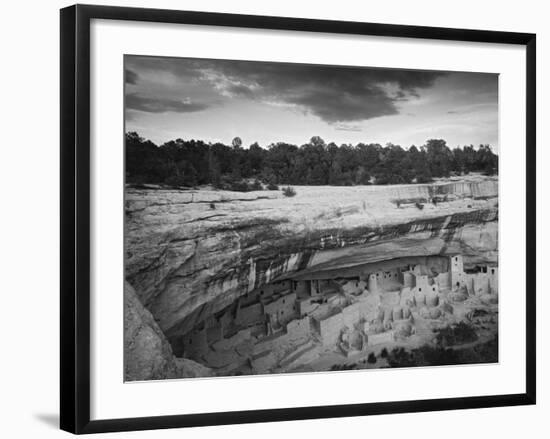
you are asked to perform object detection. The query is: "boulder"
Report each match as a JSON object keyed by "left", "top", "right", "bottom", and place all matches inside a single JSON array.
[{"left": 124, "top": 281, "right": 212, "bottom": 381}]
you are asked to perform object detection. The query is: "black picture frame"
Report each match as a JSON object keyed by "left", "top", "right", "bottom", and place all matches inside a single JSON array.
[{"left": 60, "top": 4, "right": 536, "bottom": 434}]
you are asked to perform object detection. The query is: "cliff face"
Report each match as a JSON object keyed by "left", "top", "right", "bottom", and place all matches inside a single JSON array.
[
  {"left": 125, "top": 178, "right": 498, "bottom": 340},
  {"left": 124, "top": 282, "right": 212, "bottom": 381}
]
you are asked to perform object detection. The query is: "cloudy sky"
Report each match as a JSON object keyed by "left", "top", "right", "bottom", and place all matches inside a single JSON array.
[{"left": 125, "top": 55, "right": 498, "bottom": 151}]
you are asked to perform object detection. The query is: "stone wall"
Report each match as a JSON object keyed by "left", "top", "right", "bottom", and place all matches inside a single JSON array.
[
  {"left": 318, "top": 312, "right": 344, "bottom": 346},
  {"left": 235, "top": 302, "right": 264, "bottom": 327},
  {"left": 264, "top": 292, "right": 297, "bottom": 325},
  {"left": 287, "top": 316, "right": 311, "bottom": 340},
  {"left": 367, "top": 331, "right": 394, "bottom": 346},
  {"left": 182, "top": 327, "right": 208, "bottom": 359}
]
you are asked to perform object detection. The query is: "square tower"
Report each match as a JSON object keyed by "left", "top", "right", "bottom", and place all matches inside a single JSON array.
[
  {"left": 367, "top": 273, "right": 379, "bottom": 293},
  {"left": 450, "top": 255, "right": 464, "bottom": 273},
  {"left": 450, "top": 255, "right": 466, "bottom": 290},
  {"left": 488, "top": 266, "right": 498, "bottom": 294}
]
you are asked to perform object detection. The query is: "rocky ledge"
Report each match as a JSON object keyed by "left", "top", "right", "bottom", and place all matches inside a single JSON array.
[{"left": 125, "top": 176, "right": 498, "bottom": 352}]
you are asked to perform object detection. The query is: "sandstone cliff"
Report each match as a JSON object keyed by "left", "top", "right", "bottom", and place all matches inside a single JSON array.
[
  {"left": 125, "top": 177, "right": 498, "bottom": 342},
  {"left": 124, "top": 281, "right": 212, "bottom": 381}
]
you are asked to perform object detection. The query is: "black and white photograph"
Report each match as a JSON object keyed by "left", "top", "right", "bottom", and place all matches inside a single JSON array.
[
  {"left": 124, "top": 56, "right": 500, "bottom": 381},
  {"left": 0, "top": 0, "right": 544, "bottom": 436}
]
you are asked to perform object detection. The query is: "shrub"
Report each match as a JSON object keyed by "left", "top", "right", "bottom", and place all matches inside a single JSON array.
[
  {"left": 416, "top": 173, "right": 433, "bottom": 184},
  {"left": 250, "top": 179, "right": 263, "bottom": 191},
  {"left": 330, "top": 363, "right": 357, "bottom": 371},
  {"left": 209, "top": 202, "right": 216, "bottom": 210},
  {"left": 282, "top": 186, "right": 296, "bottom": 197},
  {"left": 164, "top": 175, "right": 187, "bottom": 188},
  {"left": 387, "top": 347, "right": 416, "bottom": 368},
  {"left": 435, "top": 322, "right": 478, "bottom": 347},
  {"left": 367, "top": 353, "right": 377, "bottom": 364},
  {"left": 385, "top": 337, "right": 498, "bottom": 368},
  {"left": 228, "top": 180, "right": 251, "bottom": 192},
  {"left": 412, "top": 345, "right": 460, "bottom": 366},
  {"left": 380, "top": 347, "right": 388, "bottom": 358},
  {"left": 267, "top": 182, "right": 279, "bottom": 190},
  {"left": 471, "top": 309, "right": 489, "bottom": 318},
  {"left": 415, "top": 202, "right": 424, "bottom": 210}
]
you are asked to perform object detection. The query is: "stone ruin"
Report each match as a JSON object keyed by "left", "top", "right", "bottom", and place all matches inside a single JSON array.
[{"left": 175, "top": 254, "right": 499, "bottom": 375}]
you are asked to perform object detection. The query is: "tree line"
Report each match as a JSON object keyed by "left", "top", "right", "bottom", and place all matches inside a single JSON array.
[{"left": 126, "top": 132, "right": 498, "bottom": 189}]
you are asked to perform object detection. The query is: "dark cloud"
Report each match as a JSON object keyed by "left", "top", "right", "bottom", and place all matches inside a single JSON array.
[
  {"left": 126, "top": 93, "right": 208, "bottom": 113},
  {"left": 125, "top": 56, "right": 447, "bottom": 123},
  {"left": 289, "top": 86, "right": 396, "bottom": 122},
  {"left": 206, "top": 60, "right": 445, "bottom": 123},
  {"left": 125, "top": 69, "right": 139, "bottom": 85}
]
